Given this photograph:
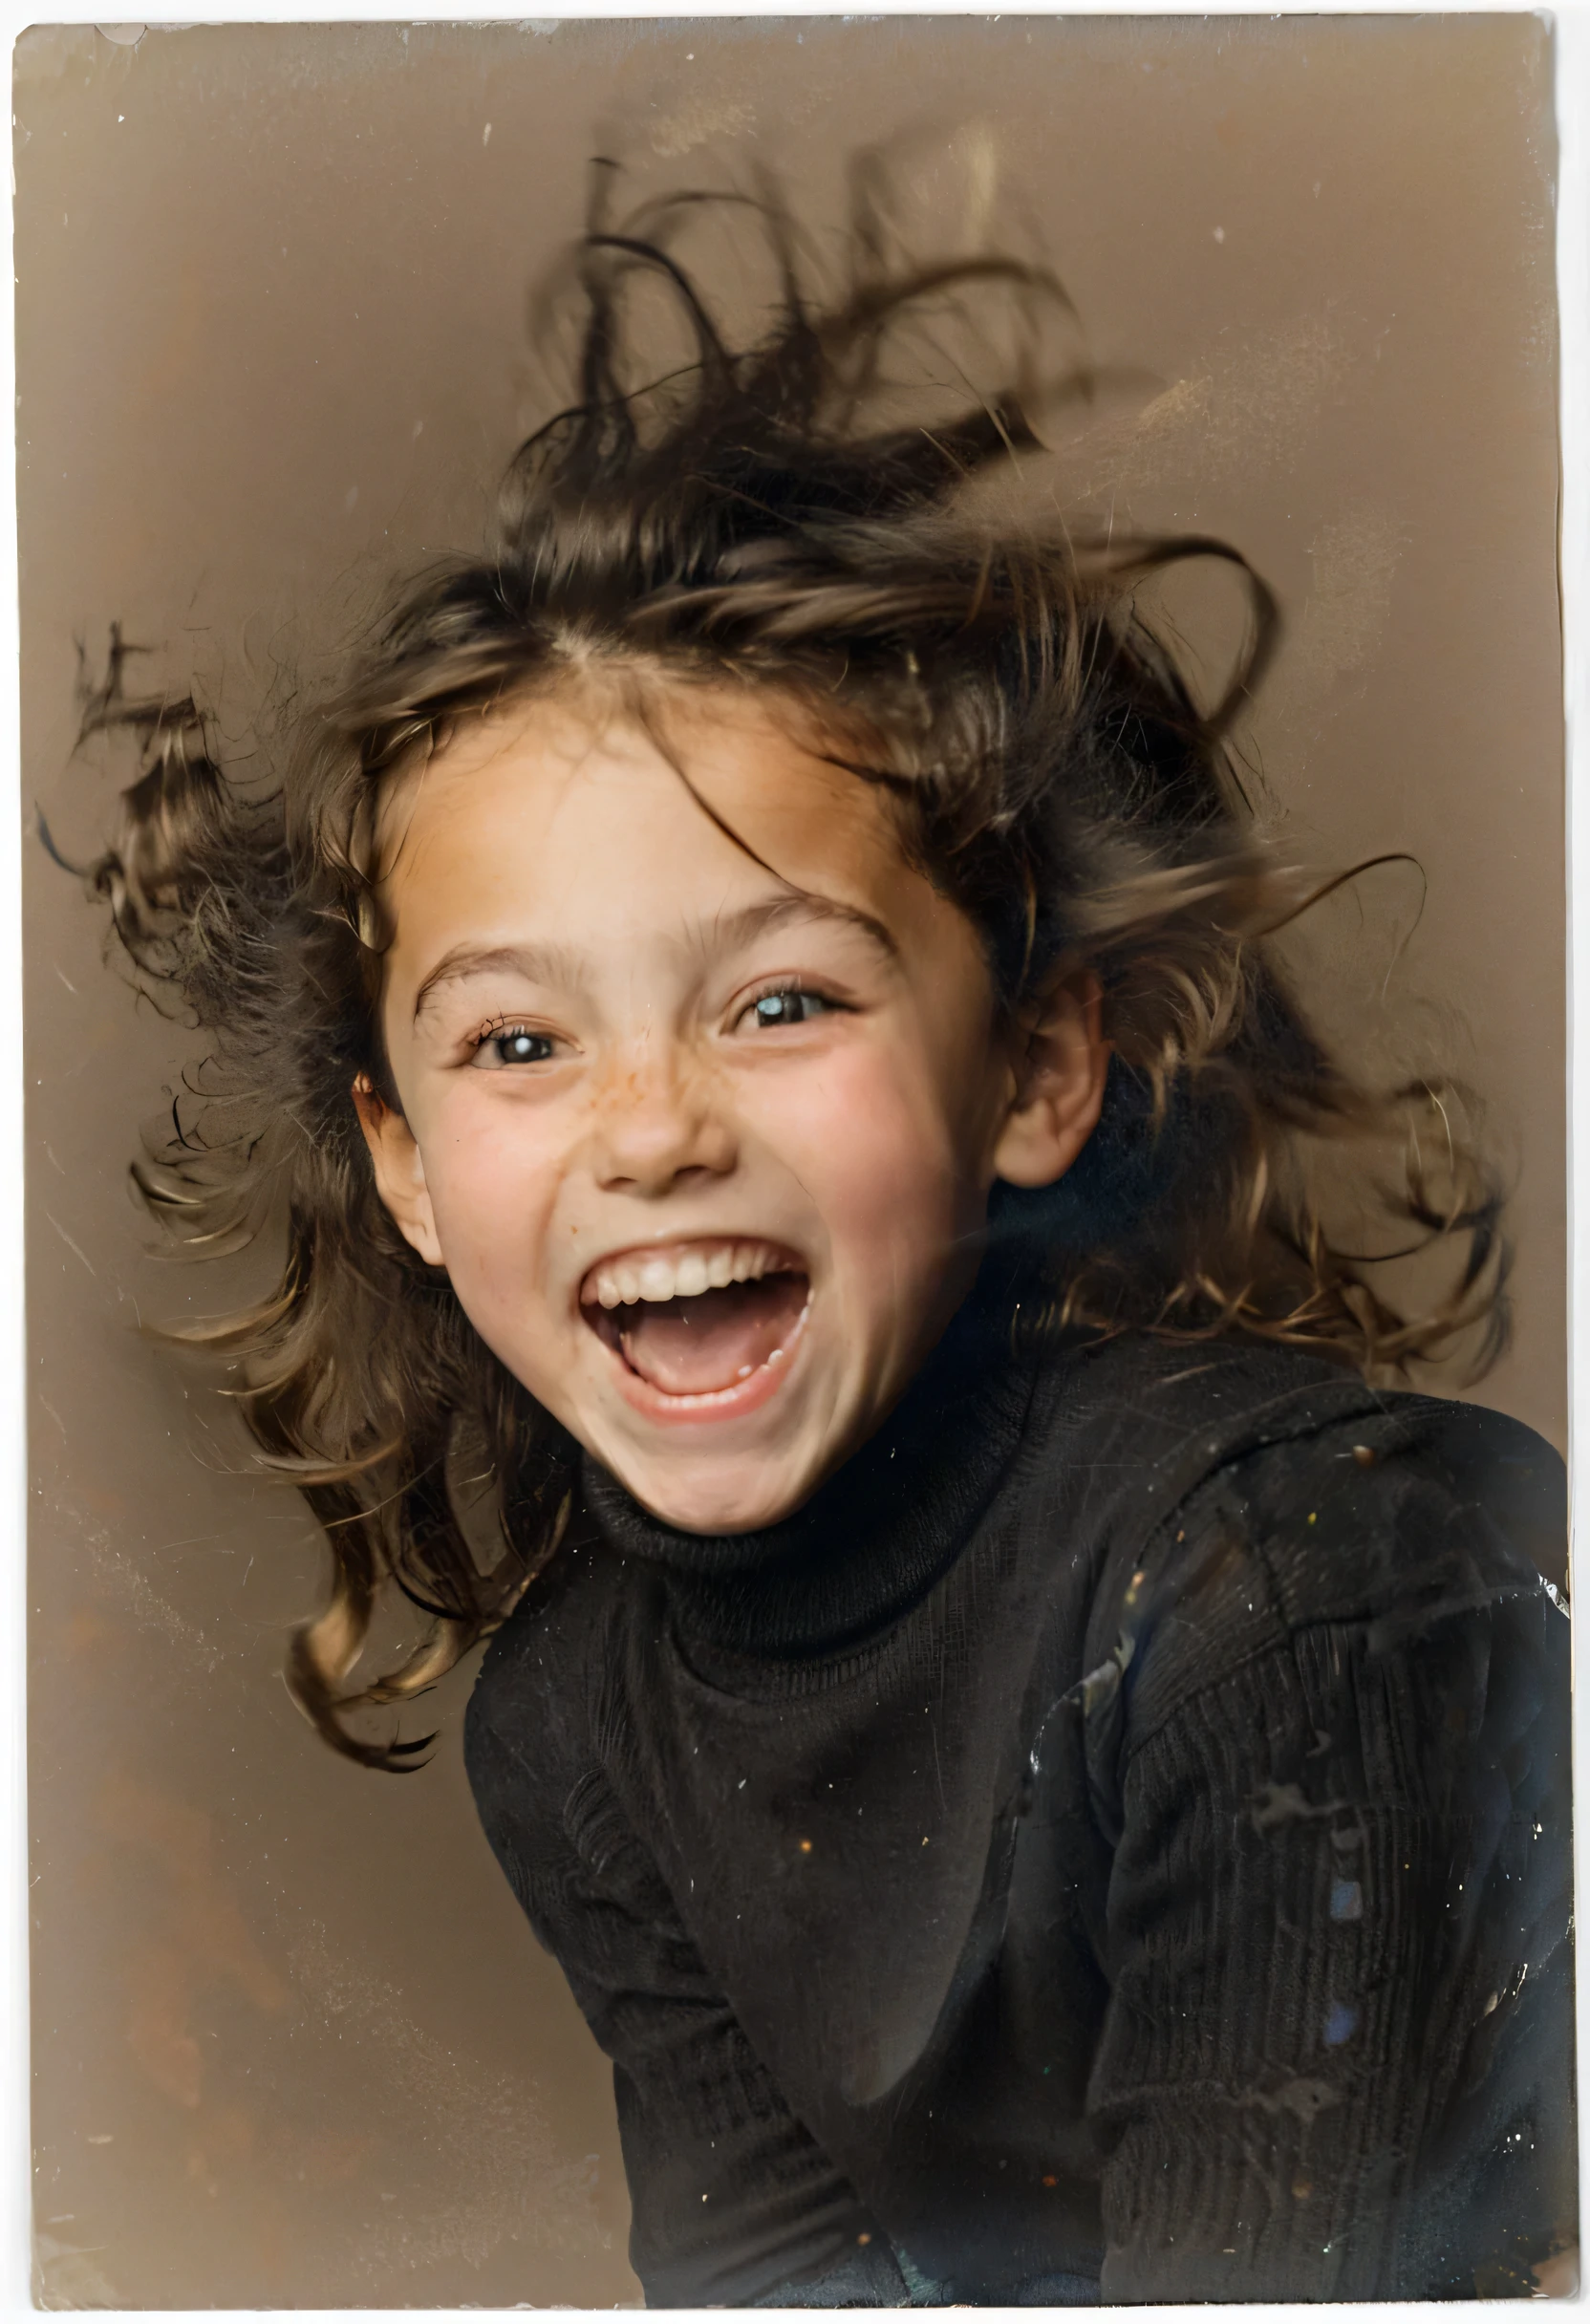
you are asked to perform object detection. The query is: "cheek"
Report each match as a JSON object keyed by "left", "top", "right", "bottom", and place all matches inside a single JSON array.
[
  {"left": 414, "top": 1091, "right": 565, "bottom": 1307},
  {"left": 757, "top": 1037, "right": 987, "bottom": 1259}
]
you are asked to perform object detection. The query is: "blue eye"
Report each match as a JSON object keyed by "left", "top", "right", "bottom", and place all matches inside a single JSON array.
[
  {"left": 749, "top": 989, "right": 831, "bottom": 1030},
  {"left": 473, "top": 1025, "right": 555, "bottom": 1069}
]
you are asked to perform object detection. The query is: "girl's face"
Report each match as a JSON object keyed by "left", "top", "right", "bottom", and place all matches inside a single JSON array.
[{"left": 357, "top": 684, "right": 1107, "bottom": 1533}]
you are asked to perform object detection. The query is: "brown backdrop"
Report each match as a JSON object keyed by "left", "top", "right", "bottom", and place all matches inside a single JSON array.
[{"left": 15, "top": 15, "right": 1562, "bottom": 2308}]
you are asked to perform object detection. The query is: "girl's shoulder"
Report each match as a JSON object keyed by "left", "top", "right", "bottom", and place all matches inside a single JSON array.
[
  {"left": 1059, "top": 1336, "right": 1566, "bottom": 1808},
  {"left": 463, "top": 1517, "right": 649, "bottom": 1826},
  {"left": 1034, "top": 1326, "right": 1564, "bottom": 1605}
]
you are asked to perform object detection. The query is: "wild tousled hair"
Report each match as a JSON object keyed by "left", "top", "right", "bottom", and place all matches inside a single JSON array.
[{"left": 73, "top": 169, "right": 1507, "bottom": 1766}]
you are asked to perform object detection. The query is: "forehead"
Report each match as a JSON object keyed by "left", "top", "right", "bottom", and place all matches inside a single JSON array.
[{"left": 374, "top": 680, "right": 918, "bottom": 935}]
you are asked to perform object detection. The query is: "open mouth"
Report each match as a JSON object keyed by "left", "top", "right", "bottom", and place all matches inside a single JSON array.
[{"left": 580, "top": 1238, "right": 810, "bottom": 1402}]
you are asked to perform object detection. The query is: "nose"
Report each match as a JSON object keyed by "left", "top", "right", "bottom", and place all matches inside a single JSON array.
[{"left": 589, "top": 1047, "right": 738, "bottom": 1197}]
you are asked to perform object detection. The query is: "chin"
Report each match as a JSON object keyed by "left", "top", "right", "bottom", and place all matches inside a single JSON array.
[{"left": 609, "top": 1443, "right": 825, "bottom": 1537}]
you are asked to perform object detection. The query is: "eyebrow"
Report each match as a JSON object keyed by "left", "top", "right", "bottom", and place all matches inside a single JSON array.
[
  {"left": 410, "top": 893, "right": 899, "bottom": 1024},
  {"left": 702, "top": 892, "right": 902, "bottom": 967},
  {"left": 412, "top": 942, "right": 586, "bottom": 1023}
]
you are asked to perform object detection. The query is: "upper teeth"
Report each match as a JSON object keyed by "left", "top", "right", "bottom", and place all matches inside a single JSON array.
[{"left": 584, "top": 1240, "right": 792, "bottom": 1310}]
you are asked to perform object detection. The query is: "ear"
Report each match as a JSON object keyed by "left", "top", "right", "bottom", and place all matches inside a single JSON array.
[
  {"left": 992, "top": 972, "right": 1111, "bottom": 1190},
  {"left": 352, "top": 1076, "right": 445, "bottom": 1267}
]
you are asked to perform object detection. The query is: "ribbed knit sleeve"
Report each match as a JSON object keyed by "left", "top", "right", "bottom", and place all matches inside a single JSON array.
[
  {"left": 464, "top": 1699, "right": 908, "bottom": 2308},
  {"left": 1084, "top": 1422, "right": 1575, "bottom": 2301}
]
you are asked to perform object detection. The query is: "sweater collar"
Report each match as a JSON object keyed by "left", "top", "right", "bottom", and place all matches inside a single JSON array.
[{"left": 581, "top": 1265, "right": 1051, "bottom": 1662}]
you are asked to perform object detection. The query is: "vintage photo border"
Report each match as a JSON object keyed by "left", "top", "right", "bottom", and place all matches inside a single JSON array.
[{"left": 1, "top": 0, "right": 1585, "bottom": 2315}]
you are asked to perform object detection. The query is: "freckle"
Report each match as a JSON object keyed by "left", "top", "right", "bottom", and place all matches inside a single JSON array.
[
  {"left": 799, "top": 1839, "right": 813, "bottom": 1855},
  {"left": 857, "top": 2232, "right": 871, "bottom": 2246},
  {"left": 1352, "top": 1444, "right": 1375, "bottom": 1466},
  {"left": 1042, "top": 2175, "right": 1058, "bottom": 2188}
]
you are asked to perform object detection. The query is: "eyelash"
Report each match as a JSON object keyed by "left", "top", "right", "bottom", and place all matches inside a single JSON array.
[
  {"left": 469, "top": 1019, "right": 557, "bottom": 1070},
  {"left": 736, "top": 980, "right": 844, "bottom": 1032}
]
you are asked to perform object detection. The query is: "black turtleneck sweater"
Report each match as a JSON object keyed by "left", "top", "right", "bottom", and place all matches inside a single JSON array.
[{"left": 463, "top": 1305, "right": 1574, "bottom": 2305}]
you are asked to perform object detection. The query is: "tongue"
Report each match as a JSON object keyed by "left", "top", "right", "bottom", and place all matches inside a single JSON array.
[{"left": 619, "top": 1276, "right": 807, "bottom": 1396}]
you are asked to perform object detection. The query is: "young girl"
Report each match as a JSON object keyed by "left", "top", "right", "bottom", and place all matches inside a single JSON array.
[{"left": 81, "top": 179, "right": 1573, "bottom": 2304}]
